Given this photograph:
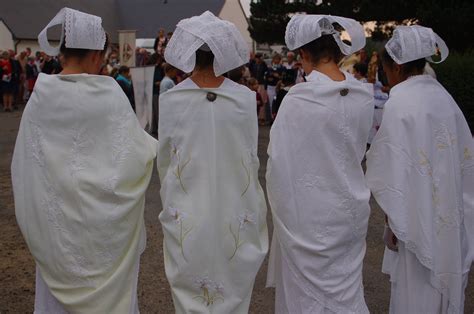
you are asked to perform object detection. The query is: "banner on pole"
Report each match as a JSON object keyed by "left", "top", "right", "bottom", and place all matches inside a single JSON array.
[
  {"left": 130, "top": 66, "right": 155, "bottom": 132},
  {"left": 118, "top": 30, "right": 136, "bottom": 67}
]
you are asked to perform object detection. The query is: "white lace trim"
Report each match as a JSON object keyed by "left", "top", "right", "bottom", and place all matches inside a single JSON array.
[{"left": 38, "top": 7, "right": 106, "bottom": 56}]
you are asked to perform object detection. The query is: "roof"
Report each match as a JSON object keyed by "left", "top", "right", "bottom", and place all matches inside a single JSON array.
[
  {"left": 1, "top": 0, "right": 227, "bottom": 43},
  {"left": 116, "top": 0, "right": 226, "bottom": 38}
]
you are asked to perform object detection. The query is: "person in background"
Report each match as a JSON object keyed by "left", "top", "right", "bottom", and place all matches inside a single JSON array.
[
  {"left": 25, "top": 56, "right": 39, "bottom": 101},
  {"left": 353, "top": 62, "right": 368, "bottom": 82},
  {"left": 248, "top": 53, "right": 268, "bottom": 116},
  {"left": 116, "top": 65, "right": 135, "bottom": 111},
  {"left": 106, "top": 50, "right": 119, "bottom": 74},
  {"left": 366, "top": 25, "right": 473, "bottom": 314},
  {"left": 41, "top": 53, "right": 61, "bottom": 75},
  {"left": 8, "top": 50, "right": 22, "bottom": 109},
  {"left": 272, "top": 68, "right": 296, "bottom": 119},
  {"left": 248, "top": 77, "right": 263, "bottom": 122},
  {"left": 154, "top": 28, "right": 167, "bottom": 55},
  {"left": 159, "top": 63, "right": 177, "bottom": 94},
  {"left": 283, "top": 51, "right": 296, "bottom": 69},
  {"left": 265, "top": 53, "right": 285, "bottom": 122},
  {"left": 17, "top": 51, "right": 28, "bottom": 103},
  {"left": 227, "top": 65, "right": 247, "bottom": 85},
  {"left": 149, "top": 53, "right": 165, "bottom": 135},
  {"left": 0, "top": 51, "right": 14, "bottom": 111},
  {"left": 99, "top": 64, "right": 109, "bottom": 76}
]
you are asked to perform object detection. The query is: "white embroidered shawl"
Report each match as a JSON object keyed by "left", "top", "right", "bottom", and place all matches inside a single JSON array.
[
  {"left": 12, "top": 73, "right": 157, "bottom": 313},
  {"left": 266, "top": 71, "right": 374, "bottom": 312},
  {"left": 157, "top": 79, "right": 268, "bottom": 313},
  {"left": 366, "top": 75, "right": 474, "bottom": 313}
]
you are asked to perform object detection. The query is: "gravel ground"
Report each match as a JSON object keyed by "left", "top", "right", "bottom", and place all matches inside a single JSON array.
[{"left": 1, "top": 106, "right": 472, "bottom": 313}]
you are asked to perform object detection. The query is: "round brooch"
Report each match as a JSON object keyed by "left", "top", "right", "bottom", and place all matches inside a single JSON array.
[
  {"left": 340, "top": 88, "right": 349, "bottom": 96},
  {"left": 206, "top": 92, "right": 217, "bottom": 102}
]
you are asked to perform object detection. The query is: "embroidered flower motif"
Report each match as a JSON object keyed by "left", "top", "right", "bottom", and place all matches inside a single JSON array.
[
  {"left": 435, "top": 124, "right": 456, "bottom": 150},
  {"left": 69, "top": 127, "right": 94, "bottom": 179},
  {"left": 296, "top": 173, "right": 323, "bottom": 189},
  {"left": 229, "top": 210, "right": 255, "bottom": 260},
  {"left": 238, "top": 211, "right": 255, "bottom": 230},
  {"left": 165, "top": 206, "right": 192, "bottom": 261},
  {"left": 168, "top": 206, "right": 186, "bottom": 224},
  {"left": 241, "top": 155, "right": 251, "bottom": 197},
  {"left": 171, "top": 144, "right": 191, "bottom": 194},
  {"left": 193, "top": 276, "right": 224, "bottom": 307},
  {"left": 27, "top": 121, "right": 45, "bottom": 167}
]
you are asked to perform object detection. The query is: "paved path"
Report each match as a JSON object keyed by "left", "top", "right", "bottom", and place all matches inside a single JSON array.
[{"left": 0, "top": 106, "right": 472, "bottom": 313}]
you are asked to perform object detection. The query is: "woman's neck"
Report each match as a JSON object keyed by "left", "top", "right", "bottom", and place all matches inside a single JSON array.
[
  {"left": 191, "top": 68, "right": 224, "bottom": 88},
  {"left": 312, "top": 61, "right": 345, "bottom": 82}
]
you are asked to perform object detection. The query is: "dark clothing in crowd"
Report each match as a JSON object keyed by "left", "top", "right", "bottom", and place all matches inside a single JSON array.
[
  {"left": 42, "top": 59, "right": 61, "bottom": 75},
  {"left": 265, "top": 64, "right": 285, "bottom": 87},
  {"left": 272, "top": 88, "right": 288, "bottom": 116},
  {"left": 153, "top": 65, "right": 164, "bottom": 95},
  {"left": 116, "top": 74, "right": 135, "bottom": 111},
  {"left": 249, "top": 60, "right": 268, "bottom": 85}
]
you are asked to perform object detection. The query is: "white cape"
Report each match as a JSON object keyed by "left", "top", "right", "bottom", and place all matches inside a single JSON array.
[
  {"left": 157, "top": 78, "right": 268, "bottom": 313},
  {"left": 12, "top": 73, "right": 157, "bottom": 313},
  {"left": 266, "top": 71, "right": 374, "bottom": 313},
  {"left": 366, "top": 75, "right": 474, "bottom": 313}
]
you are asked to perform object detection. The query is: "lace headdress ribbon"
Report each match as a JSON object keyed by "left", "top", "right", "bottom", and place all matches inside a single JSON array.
[
  {"left": 38, "top": 7, "right": 106, "bottom": 56},
  {"left": 164, "top": 11, "right": 249, "bottom": 76},
  {"left": 285, "top": 14, "right": 366, "bottom": 55},
  {"left": 385, "top": 25, "right": 448, "bottom": 65}
]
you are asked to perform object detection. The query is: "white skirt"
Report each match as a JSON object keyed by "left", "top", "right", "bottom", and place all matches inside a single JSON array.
[
  {"left": 34, "top": 259, "right": 141, "bottom": 314},
  {"left": 382, "top": 241, "right": 468, "bottom": 314}
]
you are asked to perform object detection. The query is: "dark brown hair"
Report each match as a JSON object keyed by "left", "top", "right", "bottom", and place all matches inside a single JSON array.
[
  {"left": 381, "top": 48, "right": 426, "bottom": 77},
  {"left": 299, "top": 34, "right": 343, "bottom": 65},
  {"left": 60, "top": 33, "right": 109, "bottom": 59},
  {"left": 195, "top": 49, "right": 214, "bottom": 69}
]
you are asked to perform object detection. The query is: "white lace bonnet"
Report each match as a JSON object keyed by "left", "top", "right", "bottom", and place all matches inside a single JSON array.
[
  {"left": 285, "top": 14, "right": 366, "bottom": 55},
  {"left": 385, "top": 25, "right": 448, "bottom": 64},
  {"left": 164, "top": 11, "right": 249, "bottom": 76},
  {"left": 38, "top": 7, "right": 106, "bottom": 56}
]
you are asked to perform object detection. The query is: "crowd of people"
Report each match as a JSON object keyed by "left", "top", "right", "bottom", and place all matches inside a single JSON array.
[
  {"left": 0, "top": 48, "right": 61, "bottom": 111},
  {"left": 8, "top": 6, "right": 474, "bottom": 314}
]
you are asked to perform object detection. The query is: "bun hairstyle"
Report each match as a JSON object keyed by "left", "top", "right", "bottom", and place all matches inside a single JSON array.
[
  {"left": 298, "top": 34, "right": 343, "bottom": 65},
  {"left": 381, "top": 47, "right": 426, "bottom": 76},
  {"left": 60, "top": 33, "right": 109, "bottom": 59}
]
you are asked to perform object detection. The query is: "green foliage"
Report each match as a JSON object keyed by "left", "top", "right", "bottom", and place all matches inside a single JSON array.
[
  {"left": 248, "top": 0, "right": 474, "bottom": 52},
  {"left": 433, "top": 51, "right": 474, "bottom": 133}
]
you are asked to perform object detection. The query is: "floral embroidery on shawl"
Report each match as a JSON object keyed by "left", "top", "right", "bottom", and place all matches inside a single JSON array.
[
  {"left": 193, "top": 276, "right": 225, "bottom": 307},
  {"left": 164, "top": 206, "right": 193, "bottom": 262},
  {"left": 171, "top": 144, "right": 191, "bottom": 194},
  {"left": 228, "top": 210, "right": 256, "bottom": 260}
]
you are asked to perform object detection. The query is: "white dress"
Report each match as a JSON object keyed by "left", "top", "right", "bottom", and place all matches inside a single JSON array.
[
  {"left": 157, "top": 78, "right": 268, "bottom": 313},
  {"left": 266, "top": 70, "right": 374, "bottom": 313},
  {"left": 12, "top": 73, "right": 157, "bottom": 313},
  {"left": 366, "top": 75, "right": 474, "bottom": 313}
]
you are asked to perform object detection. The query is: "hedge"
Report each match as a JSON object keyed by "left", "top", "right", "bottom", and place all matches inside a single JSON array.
[{"left": 433, "top": 51, "right": 474, "bottom": 134}]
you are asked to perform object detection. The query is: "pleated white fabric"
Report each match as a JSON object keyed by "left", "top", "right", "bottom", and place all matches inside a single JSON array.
[
  {"left": 266, "top": 71, "right": 374, "bottom": 313},
  {"left": 157, "top": 78, "right": 268, "bottom": 313},
  {"left": 12, "top": 73, "right": 156, "bottom": 313},
  {"left": 366, "top": 75, "right": 474, "bottom": 313}
]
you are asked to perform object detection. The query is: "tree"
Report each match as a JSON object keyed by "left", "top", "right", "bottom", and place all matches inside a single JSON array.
[{"left": 248, "top": 0, "right": 474, "bottom": 51}]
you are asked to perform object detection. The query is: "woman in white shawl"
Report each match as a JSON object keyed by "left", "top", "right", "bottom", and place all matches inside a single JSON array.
[
  {"left": 366, "top": 25, "right": 473, "bottom": 313},
  {"left": 157, "top": 11, "right": 268, "bottom": 313},
  {"left": 11, "top": 8, "right": 156, "bottom": 313},
  {"left": 266, "top": 15, "right": 374, "bottom": 313}
]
